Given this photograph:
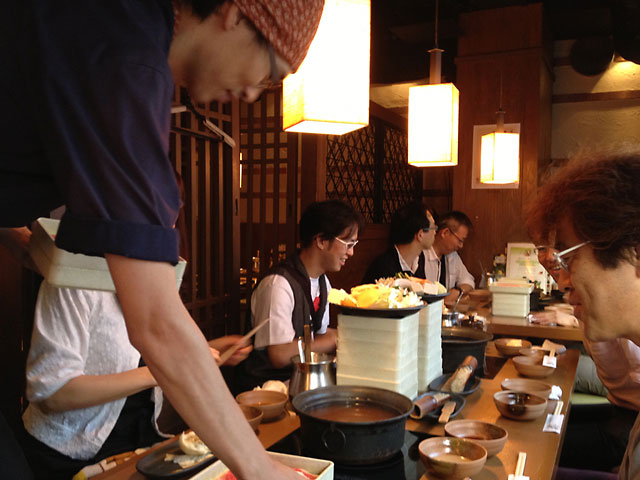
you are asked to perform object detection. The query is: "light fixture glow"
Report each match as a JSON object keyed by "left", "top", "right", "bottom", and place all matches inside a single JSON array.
[
  {"left": 408, "top": 83, "right": 459, "bottom": 166},
  {"left": 480, "top": 131, "right": 520, "bottom": 184},
  {"left": 283, "top": 0, "right": 370, "bottom": 135},
  {"left": 407, "top": 0, "right": 459, "bottom": 167}
]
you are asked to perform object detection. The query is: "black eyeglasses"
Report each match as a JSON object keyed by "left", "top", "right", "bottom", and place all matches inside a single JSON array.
[
  {"left": 255, "top": 44, "right": 281, "bottom": 90},
  {"left": 422, "top": 226, "right": 438, "bottom": 232}
]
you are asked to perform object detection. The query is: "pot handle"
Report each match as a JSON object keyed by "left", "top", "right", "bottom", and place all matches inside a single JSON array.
[{"left": 321, "top": 424, "right": 346, "bottom": 453}]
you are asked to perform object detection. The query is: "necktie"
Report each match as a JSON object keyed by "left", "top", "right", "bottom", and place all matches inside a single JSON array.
[{"left": 439, "top": 255, "right": 447, "bottom": 286}]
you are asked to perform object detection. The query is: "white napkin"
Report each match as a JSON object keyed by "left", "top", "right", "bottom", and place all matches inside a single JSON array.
[
  {"left": 508, "top": 476, "right": 530, "bottom": 480},
  {"left": 549, "top": 385, "right": 563, "bottom": 400}
]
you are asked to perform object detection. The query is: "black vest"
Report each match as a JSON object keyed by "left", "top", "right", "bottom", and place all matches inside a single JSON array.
[{"left": 236, "top": 253, "right": 327, "bottom": 392}]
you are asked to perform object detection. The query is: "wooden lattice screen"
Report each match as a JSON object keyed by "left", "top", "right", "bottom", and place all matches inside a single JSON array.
[
  {"left": 326, "top": 117, "right": 422, "bottom": 223},
  {"left": 238, "top": 89, "right": 299, "bottom": 318},
  {"left": 170, "top": 88, "right": 240, "bottom": 339}
]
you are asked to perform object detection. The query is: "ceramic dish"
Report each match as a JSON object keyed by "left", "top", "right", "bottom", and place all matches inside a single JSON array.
[
  {"left": 420, "top": 392, "right": 466, "bottom": 422},
  {"left": 428, "top": 374, "right": 481, "bottom": 396},
  {"left": 444, "top": 419, "right": 508, "bottom": 456},
  {"left": 337, "top": 304, "right": 426, "bottom": 318},
  {"left": 495, "top": 338, "right": 533, "bottom": 356},
  {"left": 512, "top": 355, "right": 555, "bottom": 378},
  {"left": 419, "top": 437, "right": 487, "bottom": 479},
  {"left": 136, "top": 440, "right": 216, "bottom": 479},
  {"left": 493, "top": 390, "right": 547, "bottom": 421},
  {"left": 501, "top": 377, "right": 553, "bottom": 399}
]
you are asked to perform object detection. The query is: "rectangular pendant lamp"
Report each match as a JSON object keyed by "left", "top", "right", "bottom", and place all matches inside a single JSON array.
[
  {"left": 480, "top": 109, "right": 520, "bottom": 184},
  {"left": 282, "top": 0, "right": 371, "bottom": 135},
  {"left": 408, "top": 33, "right": 459, "bottom": 167}
]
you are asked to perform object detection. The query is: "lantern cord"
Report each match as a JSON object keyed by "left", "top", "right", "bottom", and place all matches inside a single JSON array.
[{"left": 434, "top": 0, "right": 439, "bottom": 49}]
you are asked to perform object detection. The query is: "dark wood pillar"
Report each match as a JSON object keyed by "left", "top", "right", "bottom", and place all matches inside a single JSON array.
[{"left": 453, "top": 3, "right": 553, "bottom": 282}]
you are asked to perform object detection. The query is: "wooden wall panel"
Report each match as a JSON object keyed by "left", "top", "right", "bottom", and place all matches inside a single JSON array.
[{"left": 453, "top": 4, "right": 552, "bottom": 283}]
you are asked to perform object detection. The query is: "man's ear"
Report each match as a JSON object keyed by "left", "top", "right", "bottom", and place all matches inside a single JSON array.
[
  {"left": 314, "top": 235, "right": 328, "bottom": 251},
  {"left": 219, "top": 2, "right": 243, "bottom": 31}
]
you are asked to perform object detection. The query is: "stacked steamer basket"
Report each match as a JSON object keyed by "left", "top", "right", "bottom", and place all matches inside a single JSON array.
[
  {"left": 336, "top": 310, "right": 419, "bottom": 400},
  {"left": 418, "top": 300, "right": 443, "bottom": 392}
]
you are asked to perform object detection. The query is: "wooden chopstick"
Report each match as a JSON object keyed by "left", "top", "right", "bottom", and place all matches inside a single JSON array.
[
  {"left": 515, "top": 451, "right": 527, "bottom": 477},
  {"left": 553, "top": 400, "right": 564, "bottom": 416},
  {"left": 218, "top": 318, "right": 269, "bottom": 364}
]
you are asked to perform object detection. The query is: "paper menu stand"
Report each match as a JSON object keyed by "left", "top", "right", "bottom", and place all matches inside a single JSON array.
[
  {"left": 30, "top": 217, "right": 187, "bottom": 292},
  {"left": 505, "top": 242, "right": 551, "bottom": 294}
]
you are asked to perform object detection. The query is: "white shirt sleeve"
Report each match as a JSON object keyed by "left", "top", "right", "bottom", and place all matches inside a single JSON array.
[
  {"left": 26, "top": 282, "right": 94, "bottom": 402},
  {"left": 447, "top": 251, "right": 475, "bottom": 289},
  {"left": 252, "top": 274, "right": 333, "bottom": 348},
  {"left": 252, "top": 274, "right": 297, "bottom": 348}
]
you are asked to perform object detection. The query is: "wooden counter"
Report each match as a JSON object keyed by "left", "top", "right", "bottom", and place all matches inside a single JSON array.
[
  {"left": 407, "top": 348, "right": 580, "bottom": 480},
  {"left": 487, "top": 314, "right": 583, "bottom": 342},
  {"left": 93, "top": 409, "right": 300, "bottom": 480}
]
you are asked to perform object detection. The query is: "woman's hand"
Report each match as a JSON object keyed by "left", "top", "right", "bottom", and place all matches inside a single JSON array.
[{"left": 208, "top": 335, "right": 253, "bottom": 366}]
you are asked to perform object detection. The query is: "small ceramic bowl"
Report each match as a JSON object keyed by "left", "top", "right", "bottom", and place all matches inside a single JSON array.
[
  {"left": 512, "top": 355, "right": 555, "bottom": 378},
  {"left": 444, "top": 420, "right": 508, "bottom": 457},
  {"left": 493, "top": 390, "right": 547, "bottom": 421},
  {"left": 419, "top": 437, "right": 487, "bottom": 479},
  {"left": 518, "top": 347, "right": 550, "bottom": 357},
  {"left": 495, "top": 338, "right": 533, "bottom": 356},
  {"left": 236, "top": 390, "right": 288, "bottom": 421},
  {"left": 501, "top": 377, "right": 553, "bottom": 400},
  {"left": 238, "top": 404, "right": 263, "bottom": 431}
]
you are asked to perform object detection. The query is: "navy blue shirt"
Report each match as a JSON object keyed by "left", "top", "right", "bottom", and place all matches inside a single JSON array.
[{"left": 0, "top": 0, "right": 180, "bottom": 263}]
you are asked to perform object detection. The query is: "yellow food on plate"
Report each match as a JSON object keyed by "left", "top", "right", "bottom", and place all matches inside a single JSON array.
[{"left": 329, "top": 283, "right": 423, "bottom": 309}]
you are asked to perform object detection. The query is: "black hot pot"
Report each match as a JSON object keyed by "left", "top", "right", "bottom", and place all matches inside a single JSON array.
[{"left": 291, "top": 385, "right": 413, "bottom": 465}]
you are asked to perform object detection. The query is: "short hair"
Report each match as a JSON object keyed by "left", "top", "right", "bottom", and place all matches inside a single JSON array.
[
  {"left": 179, "top": 0, "right": 226, "bottom": 19},
  {"left": 390, "top": 202, "right": 435, "bottom": 245},
  {"left": 299, "top": 200, "right": 363, "bottom": 248},
  {"left": 438, "top": 211, "right": 473, "bottom": 232},
  {"left": 526, "top": 151, "right": 640, "bottom": 269}
]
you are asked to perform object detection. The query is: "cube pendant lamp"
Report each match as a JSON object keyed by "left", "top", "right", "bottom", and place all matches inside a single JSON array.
[
  {"left": 480, "top": 109, "right": 520, "bottom": 184},
  {"left": 408, "top": 1, "right": 459, "bottom": 167},
  {"left": 282, "top": 0, "right": 371, "bottom": 135}
]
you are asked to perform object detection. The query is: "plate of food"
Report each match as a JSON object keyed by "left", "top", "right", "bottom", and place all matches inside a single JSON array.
[
  {"left": 337, "top": 304, "right": 426, "bottom": 318},
  {"left": 136, "top": 432, "right": 216, "bottom": 479},
  {"left": 329, "top": 283, "right": 425, "bottom": 316},
  {"left": 428, "top": 374, "right": 481, "bottom": 396}
]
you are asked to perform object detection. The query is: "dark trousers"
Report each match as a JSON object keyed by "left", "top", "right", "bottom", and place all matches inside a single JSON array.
[
  {"left": 0, "top": 412, "right": 33, "bottom": 480},
  {"left": 560, "top": 402, "right": 636, "bottom": 472}
]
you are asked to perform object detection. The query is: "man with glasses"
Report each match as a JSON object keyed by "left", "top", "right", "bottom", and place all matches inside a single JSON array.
[
  {"left": 425, "top": 211, "right": 475, "bottom": 306},
  {"left": 526, "top": 152, "right": 640, "bottom": 479},
  {"left": 1, "top": 1, "right": 324, "bottom": 479},
  {"left": 239, "top": 200, "right": 362, "bottom": 390},
  {"left": 362, "top": 202, "right": 437, "bottom": 284}
]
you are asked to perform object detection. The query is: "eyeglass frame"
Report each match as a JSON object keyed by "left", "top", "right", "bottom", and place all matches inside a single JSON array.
[
  {"left": 334, "top": 236, "right": 359, "bottom": 251},
  {"left": 422, "top": 226, "right": 438, "bottom": 232},
  {"left": 255, "top": 44, "right": 281, "bottom": 90},
  {"left": 551, "top": 241, "right": 591, "bottom": 271},
  {"left": 447, "top": 228, "right": 465, "bottom": 245}
]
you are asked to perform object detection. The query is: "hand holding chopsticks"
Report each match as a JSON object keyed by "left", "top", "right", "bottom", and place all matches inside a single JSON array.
[{"left": 217, "top": 318, "right": 270, "bottom": 364}]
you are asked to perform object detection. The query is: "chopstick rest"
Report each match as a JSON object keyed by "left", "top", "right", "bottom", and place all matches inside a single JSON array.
[
  {"left": 543, "top": 400, "right": 565, "bottom": 433},
  {"left": 507, "top": 451, "right": 529, "bottom": 480}
]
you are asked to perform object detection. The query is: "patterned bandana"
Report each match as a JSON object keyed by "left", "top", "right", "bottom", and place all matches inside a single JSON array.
[{"left": 233, "top": 0, "right": 325, "bottom": 72}]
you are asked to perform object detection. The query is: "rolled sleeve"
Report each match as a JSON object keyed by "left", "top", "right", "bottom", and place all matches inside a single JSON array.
[{"left": 252, "top": 275, "right": 297, "bottom": 348}]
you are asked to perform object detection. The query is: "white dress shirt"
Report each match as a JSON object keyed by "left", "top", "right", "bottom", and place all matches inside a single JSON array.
[{"left": 423, "top": 247, "right": 475, "bottom": 289}]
